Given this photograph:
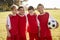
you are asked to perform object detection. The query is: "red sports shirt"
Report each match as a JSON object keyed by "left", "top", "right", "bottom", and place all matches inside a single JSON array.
[
  {"left": 38, "top": 12, "right": 51, "bottom": 37},
  {"left": 27, "top": 14, "right": 38, "bottom": 33}
]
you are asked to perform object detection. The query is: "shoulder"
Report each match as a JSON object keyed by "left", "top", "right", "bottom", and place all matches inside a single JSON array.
[
  {"left": 34, "top": 13, "right": 37, "bottom": 15},
  {"left": 38, "top": 14, "right": 40, "bottom": 17},
  {"left": 8, "top": 14, "right": 13, "bottom": 17},
  {"left": 27, "top": 14, "right": 30, "bottom": 16},
  {"left": 37, "top": 15, "right": 40, "bottom": 19},
  {"left": 44, "top": 12, "right": 50, "bottom": 16},
  {"left": 45, "top": 12, "right": 49, "bottom": 15},
  {"left": 16, "top": 14, "right": 19, "bottom": 16}
]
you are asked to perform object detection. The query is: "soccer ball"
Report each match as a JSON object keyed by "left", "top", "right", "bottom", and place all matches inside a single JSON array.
[{"left": 48, "top": 20, "right": 58, "bottom": 29}]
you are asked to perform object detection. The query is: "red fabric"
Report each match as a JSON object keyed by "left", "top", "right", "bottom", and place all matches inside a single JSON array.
[
  {"left": 11, "top": 35, "right": 19, "bottom": 40},
  {"left": 9, "top": 14, "right": 19, "bottom": 40},
  {"left": 18, "top": 15, "right": 26, "bottom": 40},
  {"left": 9, "top": 14, "right": 19, "bottom": 35},
  {"left": 27, "top": 14, "right": 38, "bottom": 33},
  {"left": 29, "top": 32, "right": 39, "bottom": 40},
  {"left": 38, "top": 12, "right": 52, "bottom": 40},
  {"left": 7, "top": 37, "right": 11, "bottom": 40},
  {"left": 40, "top": 36, "right": 52, "bottom": 40},
  {"left": 7, "top": 35, "right": 19, "bottom": 40}
]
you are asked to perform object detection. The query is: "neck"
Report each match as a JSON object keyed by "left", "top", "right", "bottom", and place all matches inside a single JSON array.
[
  {"left": 29, "top": 12, "right": 34, "bottom": 15},
  {"left": 12, "top": 13, "right": 16, "bottom": 16},
  {"left": 30, "top": 13, "right": 34, "bottom": 15},
  {"left": 19, "top": 13, "right": 24, "bottom": 17},
  {"left": 40, "top": 11, "right": 44, "bottom": 14}
]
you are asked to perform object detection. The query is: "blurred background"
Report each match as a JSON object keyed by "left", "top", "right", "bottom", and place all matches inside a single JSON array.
[{"left": 0, "top": 0, "right": 60, "bottom": 40}]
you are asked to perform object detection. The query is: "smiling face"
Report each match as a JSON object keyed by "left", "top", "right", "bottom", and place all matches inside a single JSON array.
[
  {"left": 12, "top": 8, "right": 18, "bottom": 14},
  {"left": 37, "top": 4, "right": 44, "bottom": 13},
  {"left": 18, "top": 6, "right": 25, "bottom": 15},
  {"left": 11, "top": 6, "right": 18, "bottom": 14},
  {"left": 28, "top": 9, "right": 34, "bottom": 14},
  {"left": 28, "top": 6, "right": 34, "bottom": 14},
  {"left": 37, "top": 6, "right": 44, "bottom": 12}
]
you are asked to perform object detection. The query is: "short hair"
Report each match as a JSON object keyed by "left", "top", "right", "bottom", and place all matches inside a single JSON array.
[
  {"left": 11, "top": 4, "right": 18, "bottom": 10},
  {"left": 18, "top": 6, "right": 24, "bottom": 10},
  {"left": 11, "top": 6, "right": 16, "bottom": 10},
  {"left": 28, "top": 6, "right": 34, "bottom": 11},
  {"left": 37, "top": 4, "right": 44, "bottom": 8}
]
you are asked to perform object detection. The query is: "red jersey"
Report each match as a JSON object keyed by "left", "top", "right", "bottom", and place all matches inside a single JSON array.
[
  {"left": 38, "top": 12, "right": 51, "bottom": 37},
  {"left": 18, "top": 15, "right": 26, "bottom": 37},
  {"left": 27, "top": 14, "right": 38, "bottom": 33},
  {"left": 9, "top": 14, "right": 19, "bottom": 35}
]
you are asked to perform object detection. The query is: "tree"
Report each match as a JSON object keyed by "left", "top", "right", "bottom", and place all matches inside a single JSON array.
[{"left": 6, "top": 0, "right": 13, "bottom": 6}]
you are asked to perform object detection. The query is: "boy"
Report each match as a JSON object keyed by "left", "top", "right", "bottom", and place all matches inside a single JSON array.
[
  {"left": 37, "top": 4, "right": 58, "bottom": 40},
  {"left": 6, "top": 5, "right": 19, "bottom": 40},
  {"left": 37, "top": 4, "right": 52, "bottom": 40},
  {"left": 18, "top": 6, "right": 26, "bottom": 40},
  {"left": 27, "top": 6, "right": 39, "bottom": 40}
]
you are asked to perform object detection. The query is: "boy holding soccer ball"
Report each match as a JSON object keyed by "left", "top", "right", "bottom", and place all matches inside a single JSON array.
[{"left": 37, "top": 4, "right": 58, "bottom": 40}]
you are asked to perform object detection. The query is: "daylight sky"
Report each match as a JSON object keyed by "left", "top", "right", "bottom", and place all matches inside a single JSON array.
[{"left": 22, "top": 0, "right": 60, "bottom": 8}]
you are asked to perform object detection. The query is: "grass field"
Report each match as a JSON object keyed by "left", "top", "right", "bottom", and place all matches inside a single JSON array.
[{"left": 0, "top": 10, "right": 60, "bottom": 40}]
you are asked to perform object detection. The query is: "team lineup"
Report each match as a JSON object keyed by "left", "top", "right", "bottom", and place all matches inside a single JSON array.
[{"left": 6, "top": 4, "right": 58, "bottom": 40}]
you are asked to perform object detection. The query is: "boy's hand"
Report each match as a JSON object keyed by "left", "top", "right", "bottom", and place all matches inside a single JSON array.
[
  {"left": 7, "top": 31, "right": 11, "bottom": 37},
  {"left": 38, "top": 26, "right": 40, "bottom": 37}
]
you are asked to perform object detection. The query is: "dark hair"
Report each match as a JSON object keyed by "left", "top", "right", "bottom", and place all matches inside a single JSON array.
[
  {"left": 28, "top": 6, "right": 34, "bottom": 11},
  {"left": 37, "top": 4, "right": 44, "bottom": 8},
  {"left": 18, "top": 6, "right": 24, "bottom": 10}
]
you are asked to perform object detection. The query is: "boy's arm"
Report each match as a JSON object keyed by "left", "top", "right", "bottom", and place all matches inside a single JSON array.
[
  {"left": 25, "top": 14, "right": 29, "bottom": 32},
  {"left": 36, "top": 15, "right": 40, "bottom": 37},
  {"left": 49, "top": 14, "right": 56, "bottom": 22},
  {"left": 36, "top": 15, "right": 40, "bottom": 30},
  {"left": 6, "top": 16, "right": 11, "bottom": 37}
]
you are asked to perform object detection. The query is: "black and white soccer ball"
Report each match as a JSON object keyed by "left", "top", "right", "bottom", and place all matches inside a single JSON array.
[{"left": 48, "top": 20, "right": 58, "bottom": 29}]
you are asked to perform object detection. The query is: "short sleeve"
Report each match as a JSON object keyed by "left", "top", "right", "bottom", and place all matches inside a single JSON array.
[
  {"left": 48, "top": 14, "right": 56, "bottom": 22},
  {"left": 36, "top": 15, "right": 40, "bottom": 27},
  {"left": 6, "top": 16, "right": 11, "bottom": 30}
]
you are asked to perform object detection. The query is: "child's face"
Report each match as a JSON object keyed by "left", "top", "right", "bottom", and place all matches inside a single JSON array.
[
  {"left": 12, "top": 8, "right": 18, "bottom": 14},
  {"left": 18, "top": 8, "right": 25, "bottom": 15},
  {"left": 37, "top": 6, "right": 44, "bottom": 12},
  {"left": 28, "top": 10, "right": 34, "bottom": 14}
]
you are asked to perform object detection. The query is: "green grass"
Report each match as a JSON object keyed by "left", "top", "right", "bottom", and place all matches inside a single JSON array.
[
  {"left": 0, "top": 11, "right": 11, "bottom": 40},
  {"left": 0, "top": 10, "right": 60, "bottom": 40}
]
